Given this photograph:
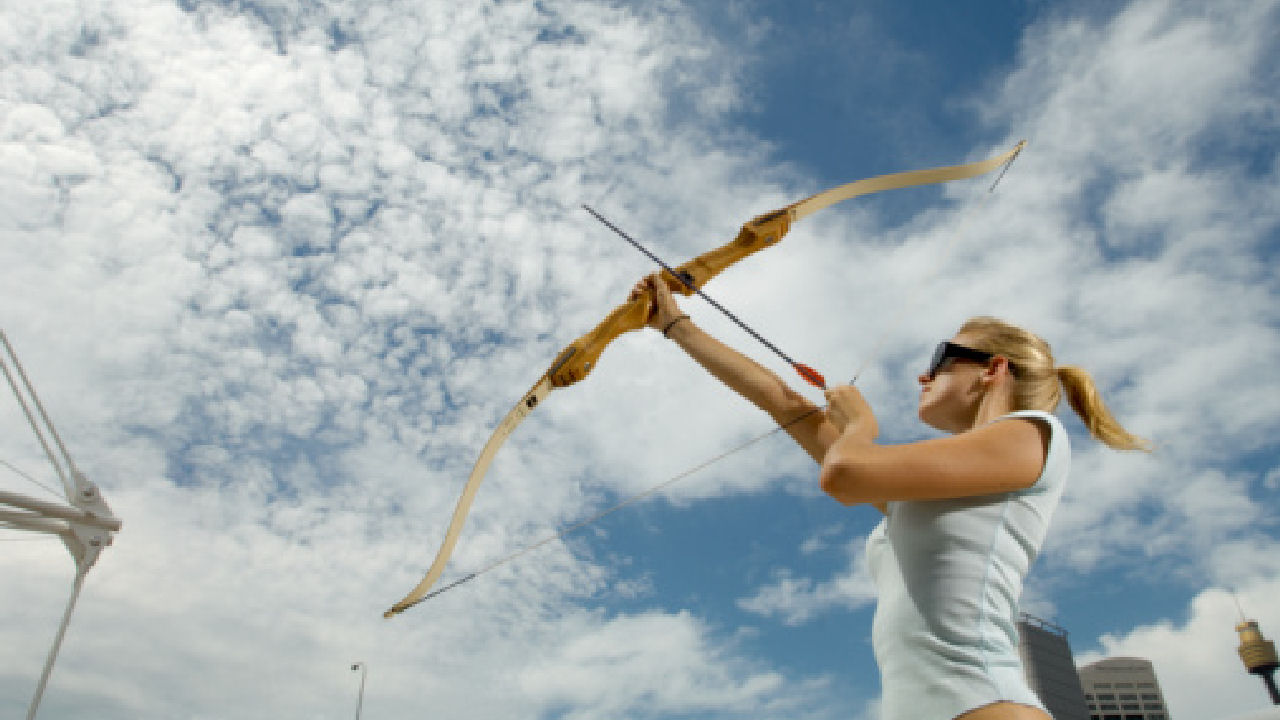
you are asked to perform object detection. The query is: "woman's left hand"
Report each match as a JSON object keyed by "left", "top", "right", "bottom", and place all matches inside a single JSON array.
[
  {"left": 825, "top": 384, "right": 878, "bottom": 441},
  {"left": 629, "top": 273, "right": 684, "bottom": 331}
]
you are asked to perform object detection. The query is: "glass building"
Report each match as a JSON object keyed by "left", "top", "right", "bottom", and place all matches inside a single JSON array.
[{"left": 1018, "top": 613, "right": 1091, "bottom": 720}]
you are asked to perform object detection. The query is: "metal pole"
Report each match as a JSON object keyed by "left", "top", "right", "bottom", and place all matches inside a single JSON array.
[
  {"left": 26, "top": 565, "right": 88, "bottom": 720},
  {"left": 0, "top": 333, "right": 72, "bottom": 497},
  {"left": 0, "top": 489, "right": 122, "bottom": 531},
  {"left": 351, "top": 662, "right": 367, "bottom": 719}
]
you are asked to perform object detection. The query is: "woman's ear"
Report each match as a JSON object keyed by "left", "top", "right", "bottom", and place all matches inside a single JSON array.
[{"left": 980, "top": 356, "right": 1013, "bottom": 384}]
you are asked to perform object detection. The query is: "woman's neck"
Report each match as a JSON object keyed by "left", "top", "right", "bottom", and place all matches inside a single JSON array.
[{"left": 968, "top": 388, "right": 1017, "bottom": 430}]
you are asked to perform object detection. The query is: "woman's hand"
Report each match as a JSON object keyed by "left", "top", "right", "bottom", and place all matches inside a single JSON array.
[
  {"left": 630, "top": 273, "right": 685, "bottom": 332},
  {"left": 824, "top": 384, "right": 878, "bottom": 441},
  {"left": 820, "top": 384, "right": 881, "bottom": 508}
]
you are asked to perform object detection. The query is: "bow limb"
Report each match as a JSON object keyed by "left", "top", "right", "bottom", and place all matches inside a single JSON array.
[
  {"left": 384, "top": 141, "right": 1026, "bottom": 616},
  {"left": 788, "top": 140, "right": 1025, "bottom": 221},
  {"left": 384, "top": 374, "right": 554, "bottom": 617},
  {"left": 663, "top": 140, "right": 1026, "bottom": 294},
  {"left": 384, "top": 296, "right": 657, "bottom": 617}
]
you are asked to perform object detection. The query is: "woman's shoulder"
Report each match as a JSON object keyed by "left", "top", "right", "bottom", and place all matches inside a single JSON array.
[{"left": 999, "top": 410, "right": 1070, "bottom": 491}]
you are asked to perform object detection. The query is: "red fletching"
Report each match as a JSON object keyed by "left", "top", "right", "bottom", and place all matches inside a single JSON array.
[{"left": 793, "top": 363, "right": 826, "bottom": 389}]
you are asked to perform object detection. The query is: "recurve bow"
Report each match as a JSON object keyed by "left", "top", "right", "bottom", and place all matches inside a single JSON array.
[{"left": 384, "top": 141, "right": 1025, "bottom": 617}]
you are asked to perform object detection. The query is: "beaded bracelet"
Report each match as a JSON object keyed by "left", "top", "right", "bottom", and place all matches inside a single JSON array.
[{"left": 662, "top": 314, "right": 690, "bottom": 338}]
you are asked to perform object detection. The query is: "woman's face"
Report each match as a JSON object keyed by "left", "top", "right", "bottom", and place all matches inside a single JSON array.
[{"left": 916, "top": 333, "right": 989, "bottom": 432}]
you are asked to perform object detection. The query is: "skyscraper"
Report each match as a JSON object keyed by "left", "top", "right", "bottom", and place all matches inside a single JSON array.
[
  {"left": 1018, "top": 613, "right": 1091, "bottom": 720},
  {"left": 1077, "top": 656, "right": 1171, "bottom": 720}
]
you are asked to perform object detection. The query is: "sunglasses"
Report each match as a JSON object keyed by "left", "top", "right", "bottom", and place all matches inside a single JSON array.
[{"left": 925, "top": 341, "right": 1014, "bottom": 380}]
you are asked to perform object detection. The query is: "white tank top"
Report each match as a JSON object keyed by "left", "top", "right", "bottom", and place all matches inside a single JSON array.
[{"left": 865, "top": 410, "right": 1070, "bottom": 720}]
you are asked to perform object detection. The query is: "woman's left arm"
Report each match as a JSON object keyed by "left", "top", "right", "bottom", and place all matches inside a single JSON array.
[{"left": 819, "top": 386, "right": 1049, "bottom": 505}]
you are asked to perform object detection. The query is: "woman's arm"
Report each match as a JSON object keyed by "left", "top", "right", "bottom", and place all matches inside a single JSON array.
[
  {"left": 666, "top": 318, "right": 840, "bottom": 464},
  {"left": 635, "top": 275, "right": 838, "bottom": 466},
  {"left": 820, "top": 385, "right": 1050, "bottom": 505}
]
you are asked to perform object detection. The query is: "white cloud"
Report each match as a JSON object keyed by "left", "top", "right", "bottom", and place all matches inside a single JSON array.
[
  {"left": 0, "top": 0, "right": 811, "bottom": 716},
  {"left": 517, "top": 610, "right": 787, "bottom": 719},
  {"left": 737, "top": 535, "right": 878, "bottom": 626}
]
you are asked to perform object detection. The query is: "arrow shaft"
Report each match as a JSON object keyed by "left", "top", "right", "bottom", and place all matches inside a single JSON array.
[{"left": 583, "top": 205, "right": 824, "bottom": 388}]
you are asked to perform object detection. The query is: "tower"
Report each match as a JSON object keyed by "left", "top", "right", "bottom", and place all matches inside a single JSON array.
[{"left": 1235, "top": 619, "right": 1280, "bottom": 705}]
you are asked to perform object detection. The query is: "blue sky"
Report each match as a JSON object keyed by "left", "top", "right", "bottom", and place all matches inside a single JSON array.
[{"left": 2, "top": 1, "right": 1279, "bottom": 718}]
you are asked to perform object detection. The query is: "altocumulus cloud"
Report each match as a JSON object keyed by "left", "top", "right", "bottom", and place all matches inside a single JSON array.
[{"left": 0, "top": 1, "right": 852, "bottom": 718}]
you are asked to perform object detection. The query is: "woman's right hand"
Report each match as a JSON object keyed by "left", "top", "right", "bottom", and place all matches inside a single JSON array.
[{"left": 630, "top": 273, "right": 685, "bottom": 332}]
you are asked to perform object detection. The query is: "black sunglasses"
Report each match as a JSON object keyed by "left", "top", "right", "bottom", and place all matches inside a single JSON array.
[{"left": 925, "top": 341, "right": 1015, "bottom": 380}]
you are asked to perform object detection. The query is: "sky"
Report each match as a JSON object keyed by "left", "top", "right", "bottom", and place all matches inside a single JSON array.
[{"left": 1, "top": 0, "right": 1278, "bottom": 718}]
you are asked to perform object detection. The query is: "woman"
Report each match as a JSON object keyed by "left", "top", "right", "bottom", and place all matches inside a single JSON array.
[{"left": 631, "top": 274, "right": 1147, "bottom": 720}]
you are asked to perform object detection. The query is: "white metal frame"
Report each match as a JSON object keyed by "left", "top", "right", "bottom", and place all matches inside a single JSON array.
[{"left": 0, "top": 331, "right": 121, "bottom": 720}]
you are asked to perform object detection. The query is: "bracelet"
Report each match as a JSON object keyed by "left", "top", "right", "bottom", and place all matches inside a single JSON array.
[{"left": 662, "top": 314, "right": 690, "bottom": 338}]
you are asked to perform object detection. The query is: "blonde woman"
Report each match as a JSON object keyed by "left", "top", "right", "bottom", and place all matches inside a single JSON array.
[{"left": 632, "top": 275, "right": 1147, "bottom": 720}]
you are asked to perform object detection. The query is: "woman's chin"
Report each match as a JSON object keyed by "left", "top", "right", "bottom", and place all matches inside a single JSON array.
[
  {"left": 917, "top": 396, "right": 936, "bottom": 421},
  {"left": 917, "top": 403, "right": 952, "bottom": 433}
]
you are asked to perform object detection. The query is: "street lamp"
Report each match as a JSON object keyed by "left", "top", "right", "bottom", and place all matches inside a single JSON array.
[{"left": 350, "top": 662, "right": 367, "bottom": 720}]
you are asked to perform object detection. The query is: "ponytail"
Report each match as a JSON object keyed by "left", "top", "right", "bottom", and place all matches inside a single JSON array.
[
  {"left": 958, "top": 316, "right": 1150, "bottom": 452},
  {"left": 1056, "top": 365, "right": 1151, "bottom": 451}
]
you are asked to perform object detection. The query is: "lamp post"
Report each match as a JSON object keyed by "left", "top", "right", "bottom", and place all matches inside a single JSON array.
[{"left": 350, "top": 662, "right": 367, "bottom": 720}]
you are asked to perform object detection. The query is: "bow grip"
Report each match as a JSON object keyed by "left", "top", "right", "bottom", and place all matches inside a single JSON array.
[{"left": 546, "top": 204, "right": 795, "bottom": 388}]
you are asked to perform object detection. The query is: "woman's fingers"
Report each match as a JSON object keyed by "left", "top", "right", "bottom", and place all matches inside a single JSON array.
[
  {"left": 825, "top": 385, "right": 860, "bottom": 430},
  {"left": 824, "top": 385, "right": 878, "bottom": 439},
  {"left": 627, "top": 272, "right": 684, "bottom": 330},
  {"left": 629, "top": 277, "right": 649, "bottom": 301}
]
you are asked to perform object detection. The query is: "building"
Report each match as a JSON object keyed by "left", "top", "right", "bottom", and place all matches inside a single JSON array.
[
  {"left": 1018, "top": 614, "right": 1091, "bottom": 720},
  {"left": 1078, "top": 656, "right": 1171, "bottom": 720}
]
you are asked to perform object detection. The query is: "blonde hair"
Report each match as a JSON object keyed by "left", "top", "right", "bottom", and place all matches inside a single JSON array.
[{"left": 958, "top": 316, "right": 1150, "bottom": 451}]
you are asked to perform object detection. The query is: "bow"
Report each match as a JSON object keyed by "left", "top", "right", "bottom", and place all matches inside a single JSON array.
[{"left": 384, "top": 141, "right": 1026, "bottom": 617}]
